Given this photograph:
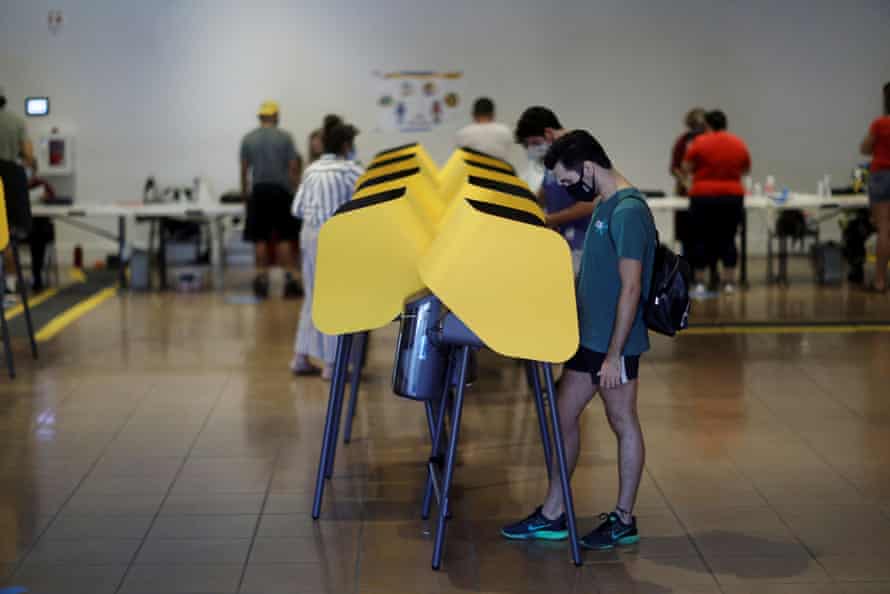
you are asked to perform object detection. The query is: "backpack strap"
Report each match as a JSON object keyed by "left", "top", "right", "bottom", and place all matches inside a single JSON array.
[{"left": 606, "top": 193, "right": 659, "bottom": 252}]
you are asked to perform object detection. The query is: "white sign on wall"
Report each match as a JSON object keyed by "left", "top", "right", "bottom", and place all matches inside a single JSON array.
[{"left": 374, "top": 70, "right": 464, "bottom": 133}]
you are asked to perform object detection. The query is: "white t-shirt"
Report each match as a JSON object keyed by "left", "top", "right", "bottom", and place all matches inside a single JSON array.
[{"left": 455, "top": 122, "right": 513, "bottom": 161}]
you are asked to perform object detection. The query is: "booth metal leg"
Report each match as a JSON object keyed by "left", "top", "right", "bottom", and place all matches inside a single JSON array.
[
  {"left": 0, "top": 268, "right": 14, "bottom": 379},
  {"left": 431, "top": 346, "right": 470, "bottom": 571},
  {"left": 525, "top": 360, "right": 552, "bottom": 480},
  {"left": 118, "top": 216, "right": 128, "bottom": 289},
  {"left": 11, "top": 240, "right": 38, "bottom": 360},
  {"left": 343, "top": 331, "right": 368, "bottom": 444},
  {"left": 311, "top": 334, "right": 353, "bottom": 519},
  {"left": 422, "top": 350, "right": 454, "bottom": 520},
  {"left": 540, "top": 362, "right": 582, "bottom": 566},
  {"left": 325, "top": 334, "right": 354, "bottom": 479}
]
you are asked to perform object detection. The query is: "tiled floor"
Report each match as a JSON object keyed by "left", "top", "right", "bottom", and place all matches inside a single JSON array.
[{"left": 1, "top": 275, "right": 889, "bottom": 593}]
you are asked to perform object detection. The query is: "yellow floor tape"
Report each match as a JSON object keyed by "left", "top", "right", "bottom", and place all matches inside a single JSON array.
[
  {"left": 3, "top": 288, "right": 60, "bottom": 319},
  {"left": 34, "top": 286, "right": 118, "bottom": 343},
  {"left": 685, "top": 324, "right": 890, "bottom": 335}
]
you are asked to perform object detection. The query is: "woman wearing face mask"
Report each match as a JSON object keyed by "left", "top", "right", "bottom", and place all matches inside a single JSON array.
[
  {"left": 290, "top": 122, "right": 364, "bottom": 378},
  {"left": 515, "top": 106, "right": 594, "bottom": 273}
]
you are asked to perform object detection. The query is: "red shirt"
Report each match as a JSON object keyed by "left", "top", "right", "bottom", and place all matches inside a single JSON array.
[
  {"left": 684, "top": 131, "right": 751, "bottom": 197},
  {"left": 869, "top": 116, "right": 890, "bottom": 172}
]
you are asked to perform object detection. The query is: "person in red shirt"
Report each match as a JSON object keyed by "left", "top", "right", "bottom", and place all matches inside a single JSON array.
[
  {"left": 683, "top": 110, "right": 751, "bottom": 295},
  {"left": 860, "top": 82, "right": 890, "bottom": 293},
  {"left": 669, "top": 108, "right": 705, "bottom": 260}
]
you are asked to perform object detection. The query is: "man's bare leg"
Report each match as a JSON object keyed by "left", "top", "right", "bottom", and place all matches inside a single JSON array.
[
  {"left": 541, "top": 369, "right": 596, "bottom": 519},
  {"left": 599, "top": 379, "right": 645, "bottom": 523}
]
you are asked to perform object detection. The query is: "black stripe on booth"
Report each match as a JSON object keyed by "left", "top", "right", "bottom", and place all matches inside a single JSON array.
[
  {"left": 465, "top": 198, "right": 544, "bottom": 227},
  {"left": 464, "top": 159, "right": 514, "bottom": 175},
  {"left": 356, "top": 167, "right": 421, "bottom": 191},
  {"left": 467, "top": 175, "right": 536, "bottom": 202},
  {"left": 367, "top": 153, "right": 416, "bottom": 170},
  {"left": 335, "top": 187, "right": 407, "bottom": 216}
]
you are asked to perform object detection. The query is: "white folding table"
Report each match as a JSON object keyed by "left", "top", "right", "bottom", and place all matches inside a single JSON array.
[{"left": 31, "top": 201, "right": 245, "bottom": 289}]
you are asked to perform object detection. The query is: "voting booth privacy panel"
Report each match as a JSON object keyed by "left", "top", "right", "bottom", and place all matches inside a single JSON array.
[
  {"left": 313, "top": 144, "right": 578, "bottom": 363},
  {"left": 0, "top": 180, "right": 9, "bottom": 250}
]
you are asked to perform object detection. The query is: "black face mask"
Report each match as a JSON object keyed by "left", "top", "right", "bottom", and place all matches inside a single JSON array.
[{"left": 565, "top": 171, "right": 597, "bottom": 202}]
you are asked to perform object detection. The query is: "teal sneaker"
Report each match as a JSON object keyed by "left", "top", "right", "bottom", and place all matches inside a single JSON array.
[
  {"left": 500, "top": 506, "right": 569, "bottom": 541},
  {"left": 580, "top": 512, "right": 639, "bottom": 550}
]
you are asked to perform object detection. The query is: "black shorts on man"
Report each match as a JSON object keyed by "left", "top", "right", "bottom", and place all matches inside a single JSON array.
[
  {"left": 244, "top": 182, "right": 302, "bottom": 242},
  {"left": 564, "top": 345, "right": 640, "bottom": 386}
]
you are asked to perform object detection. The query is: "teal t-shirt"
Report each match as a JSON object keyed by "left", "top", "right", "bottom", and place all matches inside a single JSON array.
[{"left": 576, "top": 188, "right": 655, "bottom": 356}]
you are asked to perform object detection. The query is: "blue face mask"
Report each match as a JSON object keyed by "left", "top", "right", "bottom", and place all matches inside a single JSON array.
[{"left": 346, "top": 149, "right": 356, "bottom": 161}]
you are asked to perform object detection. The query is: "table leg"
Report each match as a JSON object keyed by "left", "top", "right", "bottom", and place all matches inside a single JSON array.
[
  {"left": 118, "top": 216, "right": 127, "bottom": 289},
  {"left": 740, "top": 209, "right": 748, "bottom": 288},
  {"left": 159, "top": 218, "right": 168, "bottom": 291}
]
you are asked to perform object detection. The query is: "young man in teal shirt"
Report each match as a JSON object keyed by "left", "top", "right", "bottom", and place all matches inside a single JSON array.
[{"left": 501, "top": 130, "right": 655, "bottom": 550}]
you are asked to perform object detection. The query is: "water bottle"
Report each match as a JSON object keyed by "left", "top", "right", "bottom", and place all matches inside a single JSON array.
[
  {"left": 143, "top": 177, "right": 156, "bottom": 203},
  {"left": 764, "top": 175, "right": 776, "bottom": 195}
]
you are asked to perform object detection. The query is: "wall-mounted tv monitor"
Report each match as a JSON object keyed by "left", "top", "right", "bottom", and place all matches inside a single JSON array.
[{"left": 25, "top": 97, "right": 50, "bottom": 116}]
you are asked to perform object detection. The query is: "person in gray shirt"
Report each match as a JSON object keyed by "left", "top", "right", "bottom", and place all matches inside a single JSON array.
[
  {"left": 0, "top": 86, "right": 35, "bottom": 168},
  {"left": 240, "top": 100, "right": 303, "bottom": 299},
  {"left": 1, "top": 85, "right": 38, "bottom": 296}
]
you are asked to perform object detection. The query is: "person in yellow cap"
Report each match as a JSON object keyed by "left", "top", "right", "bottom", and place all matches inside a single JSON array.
[{"left": 240, "top": 100, "right": 303, "bottom": 298}]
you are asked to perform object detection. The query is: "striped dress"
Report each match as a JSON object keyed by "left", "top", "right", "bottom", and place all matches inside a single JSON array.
[{"left": 291, "top": 154, "right": 364, "bottom": 365}]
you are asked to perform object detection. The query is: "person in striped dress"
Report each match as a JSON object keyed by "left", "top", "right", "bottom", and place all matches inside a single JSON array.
[{"left": 289, "top": 123, "right": 363, "bottom": 378}]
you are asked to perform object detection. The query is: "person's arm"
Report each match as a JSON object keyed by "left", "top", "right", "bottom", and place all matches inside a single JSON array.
[
  {"left": 599, "top": 257, "right": 643, "bottom": 389},
  {"left": 545, "top": 201, "right": 595, "bottom": 228},
  {"left": 669, "top": 136, "right": 686, "bottom": 182},
  {"left": 21, "top": 140, "right": 36, "bottom": 171},
  {"left": 287, "top": 135, "right": 302, "bottom": 189},
  {"left": 240, "top": 159, "right": 250, "bottom": 200},
  {"left": 292, "top": 176, "right": 307, "bottom": 219},
  {"left": 742, "top": 146, "right": 752, "bottom": 175},
  {"left": 289, "top": 155, "right": 303, "bottom": 189},
  {"left": 239, "top": 139, "right": 250, "bottom": 200},
  {"left": 535, "top": 185, "right": 548, "bottom": 208},
  {"left": 18, "top": 123, "right": 36, "bottom": 170},
  {"left": 861, "top": 130, "right": 875, "bottom": 156}
]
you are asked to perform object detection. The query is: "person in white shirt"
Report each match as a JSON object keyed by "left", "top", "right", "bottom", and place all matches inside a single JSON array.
[
  {"left": 290, "top": 123, "right": 364, "bottom": 378},
  {"left": 455, "top": 97, "right": 513, "bottom": 161}
]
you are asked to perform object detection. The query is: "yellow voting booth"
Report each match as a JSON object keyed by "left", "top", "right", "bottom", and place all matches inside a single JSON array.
[
  {"left": 0, "top": 179, "right": 8, "bottom": 251},
  {"left": 312, "top": 186, "right": 435, "bottom": 336},
  {"left": 311, "top": 145, "right": 583, "bottom": 571}
]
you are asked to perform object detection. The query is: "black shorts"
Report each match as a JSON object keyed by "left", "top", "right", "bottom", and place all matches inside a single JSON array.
[
  {"left": 564, "top": 345, "right": 640, "bottom": 386},
  {"left": 244, "top": 183, "right": 302, "bottom": 242}
]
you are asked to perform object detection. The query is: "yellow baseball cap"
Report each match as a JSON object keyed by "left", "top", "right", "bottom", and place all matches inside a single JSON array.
[{"left": 258, "top": 100, "right": 280, "bottom": 117}]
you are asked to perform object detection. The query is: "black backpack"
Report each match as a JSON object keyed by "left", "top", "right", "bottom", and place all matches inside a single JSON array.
[{"left": 608, "top": 195, "right": 692, "bottom": 336}]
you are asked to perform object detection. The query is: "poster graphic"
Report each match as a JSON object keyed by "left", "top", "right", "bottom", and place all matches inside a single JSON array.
[{"left": 375, "top": 71, "right": 463, "bottom": 133}]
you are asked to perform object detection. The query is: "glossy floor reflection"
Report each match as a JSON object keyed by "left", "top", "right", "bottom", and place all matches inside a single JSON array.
[{"left": 0, "top": 278, "right": 889, "bottom": 593}]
